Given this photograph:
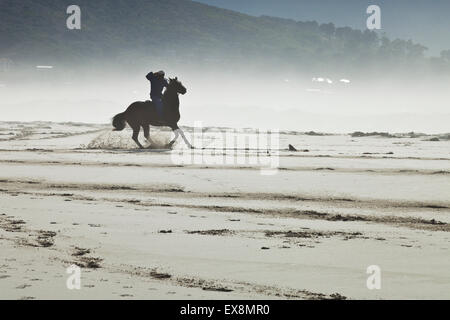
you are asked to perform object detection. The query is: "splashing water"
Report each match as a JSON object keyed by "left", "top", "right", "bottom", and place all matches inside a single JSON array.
[{"left": 85, "top": 129, "right": 174, "bottom": 149}]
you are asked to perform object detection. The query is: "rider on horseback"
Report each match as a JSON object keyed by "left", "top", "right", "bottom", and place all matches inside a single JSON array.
[{"left": 146, "top": 70, "right": 168, "bottom": 122}]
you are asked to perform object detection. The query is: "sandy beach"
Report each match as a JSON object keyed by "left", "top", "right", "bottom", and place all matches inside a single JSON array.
[{"left": 0, "top": 121, "right": 449, "bottom": 300}]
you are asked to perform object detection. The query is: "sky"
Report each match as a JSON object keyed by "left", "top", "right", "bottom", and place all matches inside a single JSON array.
[{"left": 195, "top": 0, "right": 450, "bottom": 56}]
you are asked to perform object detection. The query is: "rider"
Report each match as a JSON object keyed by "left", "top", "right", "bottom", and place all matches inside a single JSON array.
[{"left": 146, "top": 70, "right": 168, "bottom": 121}]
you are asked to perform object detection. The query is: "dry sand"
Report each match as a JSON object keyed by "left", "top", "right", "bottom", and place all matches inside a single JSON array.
[{"left": 0, "top": 122, "right": 449, "bottom": 300}]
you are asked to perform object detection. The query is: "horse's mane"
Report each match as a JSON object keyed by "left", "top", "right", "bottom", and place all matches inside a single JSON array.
[{"left": 163, "top": 78, "right": 181, "bottom": 98}]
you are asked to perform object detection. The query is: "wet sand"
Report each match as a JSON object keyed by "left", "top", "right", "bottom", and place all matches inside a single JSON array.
[{"left": 0, "top": 122, "right": 449, "bottom": 299}]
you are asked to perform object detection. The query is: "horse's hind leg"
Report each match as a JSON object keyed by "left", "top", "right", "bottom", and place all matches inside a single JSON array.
[
  {"left": 143, "top": 125, "right": 154, "bottom": 147},
  {"left": 131, "top": 126, "right": 144, "bottom": 149}
]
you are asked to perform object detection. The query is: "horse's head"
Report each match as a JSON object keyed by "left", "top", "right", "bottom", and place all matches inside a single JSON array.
[{"left": 168, "top": 77, "right": 187, "bottom": 95}]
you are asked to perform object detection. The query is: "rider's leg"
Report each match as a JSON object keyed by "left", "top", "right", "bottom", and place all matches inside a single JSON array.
[{"left": 153, "top": 97, "right": 164, "bottom": 122}]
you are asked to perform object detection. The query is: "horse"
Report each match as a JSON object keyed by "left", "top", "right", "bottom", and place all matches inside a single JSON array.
[{"left": 112, "top": 77, "right": 194, "bottom": 149}]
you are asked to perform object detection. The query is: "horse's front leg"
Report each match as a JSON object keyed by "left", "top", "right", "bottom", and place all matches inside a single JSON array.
[
  {"left": 168, "top": 129, "right": 180, "bottom": 148},
  {"left": 177, "top": 128, "right": 194, "bottom": 149}
]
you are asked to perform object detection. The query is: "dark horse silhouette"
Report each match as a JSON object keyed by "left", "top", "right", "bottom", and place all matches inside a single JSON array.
[{"left": 112, "top": 77, "right": 194, "bottom": 149}]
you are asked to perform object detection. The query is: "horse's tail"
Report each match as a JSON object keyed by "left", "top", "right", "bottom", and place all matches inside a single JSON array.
[{"left": 112, "top": 112, "right": 127, "bottom": 131}]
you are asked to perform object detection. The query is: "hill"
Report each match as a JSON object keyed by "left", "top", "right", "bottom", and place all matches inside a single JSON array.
[
  {"left": 0, "top": 0, "right": 449, "bottom": 75},
  {"left": 196, "top": 0, "right": 450, "bottom": 56}
]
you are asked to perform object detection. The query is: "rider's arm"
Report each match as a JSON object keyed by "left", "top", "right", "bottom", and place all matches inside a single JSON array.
[
  {"left": 146, "top": 72, "right": 154, "bottom": 81},
  {"left": 163, "top": 78, "right": 169, "bottom": 87}
]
